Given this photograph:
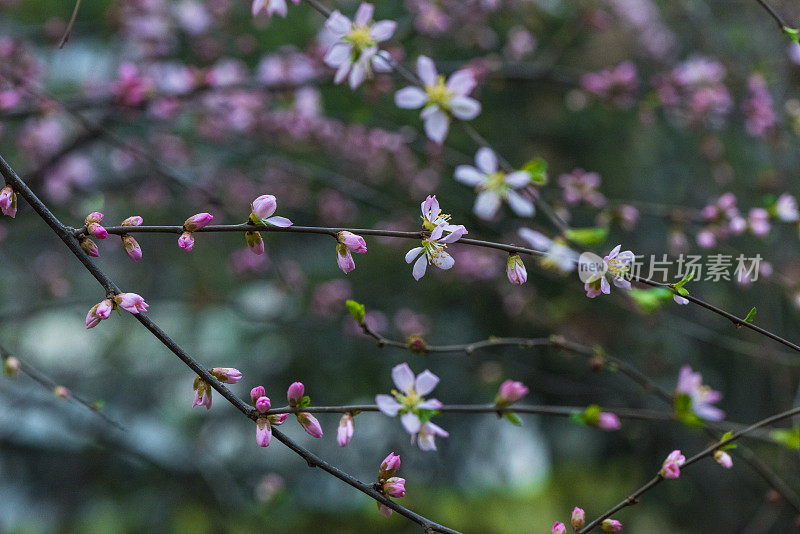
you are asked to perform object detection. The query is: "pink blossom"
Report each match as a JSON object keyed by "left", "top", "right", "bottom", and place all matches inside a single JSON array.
[
  {"left": 121, "top": 216, "right": 143, "bottom": 226},
  {"left": 246, "top": 231, "right": 265, "bottom": 255},
  {"left": 337, "top": 413, "right": 354, "bottom": 446},
  {"left": 551, "top": 522, "right": 566, "bottom": 534},
  {"left": 192, "top": 378, "right": 212, "bottom": 410},
  {"left": 496, "top": 379, "right": 529, "bottom": 406},
  {"left": 210, "top": 367, "right": 242, "bottom": 384},
  {"left": 584, "top": 245, "right": 634, "bottom": 298},
  {"left": 183, "top": 212, "right": 213, "bottom": 232},
  {"left": 87, "top": 221, "right": 108, "bottom": 239},
  {"left": 122, "top": 235, "right": 142, "bottom": 262},
  {"left": 571, "top": 507, "right": 585, "bottom": 530},
  {"left": 558, "top": 169, "right": 606, "bottom": 208},
  {"left": 256, "top": 417, "right": 272, "bottom": 447},
  {"left": 287, "top": 382, "right": 305, "bottom": 406},
  {"left": 336, "top": 244, "right": 356, "bottom": 274},
  {"left": 112, "top": 63, "right": 150, "bottom": 106},
  {"left": 250, "top": 386, "right": 266, "bottom": 403},
  {"left": 376, "top": 363, "right": 444, "bottom": 446},
  {"left": 676, "top": 365, "right": 724, "bottom": 421},
  {"left": 178, "top": 232, "right": 194, "bottom": 251},
  {"left": 776, "top": 194, "right": 799, "bottom": 222},
  {"left": 256, "top": 396, "right": 272, "bottom": 413},
  {"left": 379, "top": 452, "right": 401, "bottom": 479},
  {"left": 506, "top": 255, "right": 527, "bottom": 285},
  {"left": 714, "top": 450, "right": 733, "bottom": 468},
  {"left": 54, "top": 385, "right": 71, "bottom": 399},
  {"left": 80, "top": 237, "right": 100, "bottom": 257},
  {"left": 114, "top": 292, "right": 149, "bottom": 313},
  {"left": 382, "top": 477, "right": 406, "bottom": 497},
  {"left": 601, "top": 519, "right": 622, "bottom": 532},
  {"left": 454, "top": 147, "right": 535, "bottom": 219},
  {"left": 297, "top": 412, "right": 323, "bottom": 438},
  {"left": 748, "top": 208, "right": 770, "bottom": 237},
  {"left": 250, "top": 194, "right": 293, "bottom": 227},
  {"left": 597, "top": 412, "right": 621, "bottom": 431},
  {"left": 252, "top": 0, "right": 298, "bottom": 18},
  {"left": 660, "top": 449, "right": 685, "bottom": 479},
  {"left": 395, "top": 56, "right": 481, "bottom": 143},
  {"left": 96, "top": 299, "right": 113, "bottom": 319},
  {"left": 0, "top": 186, "right": 17, "bottom": 218},
  {"left": 405, "top": 222, "right": 467, "bottom": 280},
  {"left": 338, "top": 231, "right": 367, "bottom": 253},
  {"left": 416, "top": 421, "right": 449, "bottom": 451}
]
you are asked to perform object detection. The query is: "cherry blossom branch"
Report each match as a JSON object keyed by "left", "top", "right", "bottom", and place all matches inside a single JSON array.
[
  {"left": 70, "top": 219, "right": 800, "bottom": 354},
  {"left": 0, "top": 343, "right": 124, "bottom": 430},
  {"left": 263, "top": 404, "right": 674, "bottom": 422},
  {"left": 578, "top": 404, "right": 800, "bottom": 533},
  {"left": 0, "top": 153, "right": 460, "bottom": 534}
]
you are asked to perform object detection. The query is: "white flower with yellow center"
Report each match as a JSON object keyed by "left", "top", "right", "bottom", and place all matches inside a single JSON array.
[
  {"left": 405, "top": 195, "right": 468, "bottom": 280},
  {"left": 455, "top": 147, "right": 534, "bottom": 219},
  {"left": 394, "top": 56, "right": 481, "bottom": 143},
  {"left": 323, "top": 3, "right": 396, "bottom": 89}
]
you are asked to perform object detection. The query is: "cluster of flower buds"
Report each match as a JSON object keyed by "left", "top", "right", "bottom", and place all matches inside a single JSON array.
[
  {"left": 245, "top": 194, "right": 293, "bottom": 255},
  {"left": 79, "top": 212, "right": 108, "bottom": 257},
  {"left": 191, "top": 367, "right": 243, "bottom": 411},
  {"left": 250, "top": 386, "right": 289, "bottom": 447},
  {"left": 85, "top": 292, "right": 149, "bottom": 329},
  {"left": 660, "top": 449, "right": 686, "bottom": 479},
  {"left": 179, "top": 212, "right": 213, "bottom": 251},
  {"left": 336, "top": 231, "right": 367, "bottom": 273},
  {"left": 551, "top": 506, "right": 592, "bottom": 531},
  {"left": 287, "top": 382, "right": 323, "bottom": 438},
  {"left": 0, "top": 186, "right": 17, "bottom": 217},
  {"left": 376, "top": 452, "right": 406, "bottom": 517},
  {"left": 120, "top": 216, "right": 143, "bottom": 262}
]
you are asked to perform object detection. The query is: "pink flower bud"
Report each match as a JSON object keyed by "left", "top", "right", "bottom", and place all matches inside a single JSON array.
[
  {"left": 122, "top": 235, "right": 142, "bottom": 262},
  {"left": 571, "top": 507, "right": 585, "bottom": 530},
  {"left": 601, "top": 519, "right": 622, "bottom": 532},
  {"left": 183, "top": 212, "right": 213, "bottom": 232},
  {"left": 251, "top": 385, "right": 266, "bottom": 403},
  {"left": 506, "top": 255, "right": 527, "bottom": 284},
  {"left": 287, "top": 381, "right": 304, "bottom": 406},
  {"left": 3, "top": 356, "right": 20, "bottom": 376},
  {"left": 85, "top": 212, "right": 104, "bottom": 224},
  {"left": 114, "top": 292, "right": 148, "bottom": 313},
  {"left": 496, "top": 379, "right": 529, "bottom": 406},
  {"left": 256, "top": 396, "right": 271, "bottom": 413},
  {"left": 379, "top": 452, "right": 401, "bottom": 479},
  {"left": 95, "top": 299, "right": 114, "bottom": 320},
  {"left": 85, "top": 307, "right": 101, "bottom": 329},
  {"left": 297, "top": 412, "right": 323, "bottom": 438},
  {"left": 87, "top": 222, "right": 108, "bottom": 239},
  {"left": 80, "top": 237, "right": 100, "bottom": 257},
  {"left": 382, "top": 477, "right": 406, "bottom": 498},
  {"left": 551, "top": 522, "right": 566, "bottom": 534},
  {"left": 54, "top": 385, "right": 71, "bottom": 399},
  {"left": 121, "top": 216, "right": 143, "bottom": 226},
  {"left": 337, "top": 413, "right": 354, "bottom": 446},
  {"left": 245, "top": 231, "right": 264, "bottom": 255},
  {"left": 251, "top": 194, "right": 277, "bottom": 220},
  {"left": 336, "top": 244, "right": 356, "bottom": 274},
  {"left": 210, "top": 367, "right": 242, "bottom": 384},
  {"left": 597, "top": 412, "right": 621, "bottom": 431},
  {"left": 256, "top": 416, "right": 272, "bottom": 447},
  {"left": 0, "top": 186, "right": 17, "bottom": 218},
  {"left": 337, "top": 231, "right": 367, "bottom": 253},
  {"left": 178, "top": 231, "right": 195, "bottom": 251},
  {"left": 192, "top": 377, "right": 212, "bottom": 410},
  {"left": 714, "top": 450, "right": 733, "bottom": 468},
  {"left": 269, "top": 413, "right": 289, "bottom": 426},
  {"left": 660, "top": 449, "right": 685, "bottom": 479}
]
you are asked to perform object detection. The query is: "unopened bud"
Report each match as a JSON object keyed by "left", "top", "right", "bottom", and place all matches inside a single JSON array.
[
  {"left": 80, "top": 237, "right": 100, "bottom": 257},
  {"left": 3, "top": 356, "right": 20, "bottom": 376},
  {"left": 406, "top": 335, "right": 428, "bottom": 354}
]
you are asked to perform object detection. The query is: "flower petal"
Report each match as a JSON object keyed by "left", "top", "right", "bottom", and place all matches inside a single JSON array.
[
  {"left": 265, "top": 216, "right": 292, "bottom": 227},
  {"left": 405, "top": 246, "right": 424, "bottom": 264},
  {"left": 518, "top": 227, "right": 552, "bottom": 250},
  {"left": 324, "top": 42, "right": 351, "bottom": 68},
  {"left": 375, "top": 394, "right": 401, "bottom": 416},
  {"left": 370, "top": 20, "right": 396, "bottom": 42},
  {"left": 422, "top": 109, "right": 449, "bottom": 143},
  {"left": 414, "top": 370, "right": 440, "bottom": 396},
  {"left": 505, "top": 171, "right": 531, "bottom": 188},
  {"left": 400, "top": 412, "right": 422, "bottom": 434},
  {"left": 454, "top": 165, "right": 486, "bottom": 186},
  {"left": 395, "top": 87, "right": 428, "bottom": 109},
  {"left": 450, "top": 96, "right": 481, "bottom": 120},
  {"left": 506, "top": 190, "right": 535, "bottom": 217},
  {"left": 325, "top": 11, "right": 351, "bottom": 36},
  {"left": 391, "top": 363, "right": 416, "bottom": 393},
  {"left": 432, "top": 251, "right": 454, "bottom": 270},
  {"left": 412, "top": 254, "right": 428, "bottom": 280},
  {"left": 416, "top": 55, "right": 437, "bottom": 87},
  {"left": 446, "top": 69, "right": 476, "bottom": 95},
  {"left": 417, "top": 398, "right": 442, "bottom": 410},
  {"left": 354, "top": 2, "right": 374, "bottom": 26},
  {"left": 475, "top": 147, "right": 497, "bottom": 174},
  {"left": 474, "top": 191, "right": 501, "bottom": 220}
]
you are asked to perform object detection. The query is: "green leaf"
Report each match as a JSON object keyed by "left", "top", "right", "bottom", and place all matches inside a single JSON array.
[
  {"left": 521, "top": 158, "right": 548, "bottom": 186},
  {"left": 770, "top": 428, "right": 800, "bottom": 450},
  {"left": 503, "top": 412, "right": 522, "bottom": 426},
  {"left": 784, "top": 26, "right": 800, "bottom": 45},
  {"left": 417, "top": 409, "right": 440, "bottom": 424},
  {"left": 719, "top": 443, "right": 737, "bottom": 451},
  {"left": 298, "top": 395, "right": 311, "bottom": 408},
  {"left": 677, "top": 287, "right": 689, "bottom": 297},
  {"left": 565, "top": 227, "right": 609, "bottom": 246},
  {"left": 674, "top": 393, "right": 704, "bottom": 428},
  {"left": 628, "top": 288, "right": 673, "bottom": 314},
  {"left": 743, "top": 307, "right": 757, "bottom": 324},
  {"left": 345, "top": 300, "right": 366, "bottom": 325},
  {"left": 674, "top": 271, "right": 694, "bottom": 290},
  {"left": 582, "top": 404, "right": 601, "bottom": 426}
]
